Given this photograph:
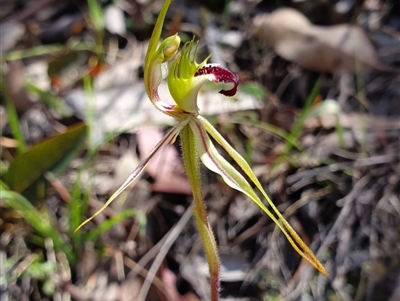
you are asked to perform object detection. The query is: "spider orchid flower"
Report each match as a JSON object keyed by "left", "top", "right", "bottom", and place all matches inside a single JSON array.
[{"left": 77, "top": 0, "right": 327, "bottom": 299}]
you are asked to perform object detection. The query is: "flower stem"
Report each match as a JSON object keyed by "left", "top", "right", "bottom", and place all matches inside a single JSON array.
[{"left": 180, "top": 124, "right": 220, "bottom": 301}]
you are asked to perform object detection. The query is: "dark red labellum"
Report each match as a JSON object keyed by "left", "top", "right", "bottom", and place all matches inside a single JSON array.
[{"left": 195, "top": 65, "right": 239, "bottom": 97}]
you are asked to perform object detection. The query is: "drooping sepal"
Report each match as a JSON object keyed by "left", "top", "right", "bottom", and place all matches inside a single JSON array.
[
  {"left": 75, "top": 118, "right": 189, "bottom": 232},
  {"left": 195, "top": 116, "right": 328, "bottom": 276}
]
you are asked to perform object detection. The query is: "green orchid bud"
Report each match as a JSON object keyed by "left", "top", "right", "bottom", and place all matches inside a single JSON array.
[
  {"left": 161, "top": 34, "right": 181, "bottom": 62},
  {"left": 168, "top": 39, "right": 239, "bottom": 115},
  {"left": 145, "top": 34, "right": 181, "bottom": 105}
]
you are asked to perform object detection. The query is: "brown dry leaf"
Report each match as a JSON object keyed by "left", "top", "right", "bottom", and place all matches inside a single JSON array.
[
  {"left": 120, "top": 277, "right": 143, "bottom": 301},
  {"left": 252, "top": 8, "right": 399, "bottom": 73},
  {"left": 136, "top": 126, "right": 191, "bottom": 195},
  {"left": 161, "top": 268, "right": 201, "bottom": 301},
  {"left": 4, "top": 61, "right": 35, "bottom": 112},
  {"left": 0, "top": 136, "right": 18, "bottom": 148}
]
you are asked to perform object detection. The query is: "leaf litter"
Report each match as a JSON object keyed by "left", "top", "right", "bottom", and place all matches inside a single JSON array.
[
  {"left": 1, "top": 0, "right": 400, "bottom": 300},
  {"left": 252, "top": 7, "right": 400, "bottom": 74}
]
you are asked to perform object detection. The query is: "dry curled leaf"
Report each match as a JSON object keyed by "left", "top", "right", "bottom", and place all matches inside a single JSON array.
[{"left": 252, "top": 8, "right": 399, "bottom": 73}]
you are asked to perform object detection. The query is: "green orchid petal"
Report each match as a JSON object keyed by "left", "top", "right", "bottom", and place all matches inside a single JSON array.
[{"left": 76, "top": 118, "right": 189, "bottom": 232}]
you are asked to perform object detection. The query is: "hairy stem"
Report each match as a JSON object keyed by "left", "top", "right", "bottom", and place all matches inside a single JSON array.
[{"left": 180, "top": 124, "right": 220, "bottom": 301}]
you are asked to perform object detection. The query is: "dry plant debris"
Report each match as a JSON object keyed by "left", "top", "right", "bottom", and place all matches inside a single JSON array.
[
  {"left": 1, "top": 0, "right": 400, "bottom": 300},
  {"left": 252, "top": 7, "right": 400, "bottom": 74}
]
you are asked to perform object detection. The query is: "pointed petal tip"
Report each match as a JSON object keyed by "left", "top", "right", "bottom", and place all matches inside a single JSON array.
[{"left": 219, "top": 83, "right": 239, "bottom": 97}]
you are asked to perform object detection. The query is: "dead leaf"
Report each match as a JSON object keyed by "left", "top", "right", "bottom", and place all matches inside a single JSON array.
[
  {"left": 161, "top": 268, "right": 201, "bottom": 301},
  {"left": 136, "top": 126, "right": 191, "bottom": 195},
  {"left": 0, "top": 21, "right": 25, "bottom": 52},
  {"left": 0, "top": 136, "right": 18, "bottom": 148},
  {"left": 120, "top": 277, "right": 142, "bottom": 301},
  {"left": 4, "top": 61, "right": 35, "bottom": 112},
  {"left": 252, "top": 8, "right": 399, "bottom": 73}
]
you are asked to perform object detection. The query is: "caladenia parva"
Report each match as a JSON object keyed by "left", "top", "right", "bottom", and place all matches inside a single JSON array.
[{"left": 77, "top": 0, "right": 328, "bottom": 299}]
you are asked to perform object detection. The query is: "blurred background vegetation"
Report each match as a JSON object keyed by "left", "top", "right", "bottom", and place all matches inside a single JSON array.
[{"left": 1, "top": 0, "right": 399, "bottom": 300}]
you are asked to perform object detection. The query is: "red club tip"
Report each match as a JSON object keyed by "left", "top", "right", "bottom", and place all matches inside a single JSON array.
[{"left": 195, "top": 65, "right": 239, "bottom": 97}]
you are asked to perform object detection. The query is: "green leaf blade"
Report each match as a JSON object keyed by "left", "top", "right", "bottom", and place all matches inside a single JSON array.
[{"left": 3, "top": 123, "right": 87, "bottom": 193}]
